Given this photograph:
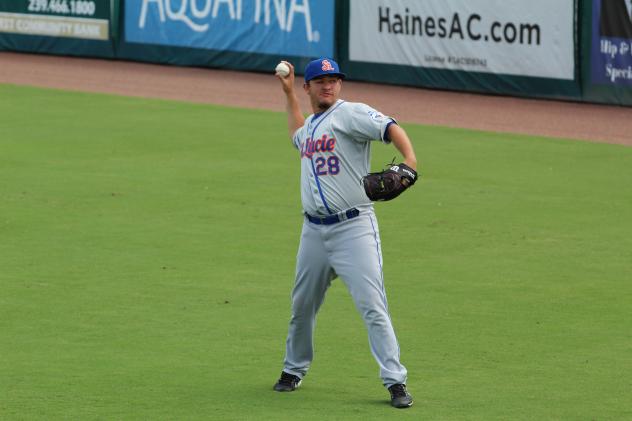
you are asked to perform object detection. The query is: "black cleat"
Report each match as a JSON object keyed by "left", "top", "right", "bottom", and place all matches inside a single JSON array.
[
  {"left": 273, "top": 371, "right": 302, "bottom": 392},
  {"left": 388, "top": 384, "right": 413, "bottom": 408}
]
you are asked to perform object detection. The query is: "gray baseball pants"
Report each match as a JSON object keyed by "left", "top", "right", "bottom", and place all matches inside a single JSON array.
[{"left": 281, "top": 208, "right": 407, "bottom": 387}]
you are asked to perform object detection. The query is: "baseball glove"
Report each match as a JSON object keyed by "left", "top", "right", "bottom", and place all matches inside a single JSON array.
[{"left": 362, "top": 162, "right": 418, "bottom": 201}]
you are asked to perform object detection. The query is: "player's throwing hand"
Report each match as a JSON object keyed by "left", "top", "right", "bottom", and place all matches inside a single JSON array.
[{"left": 275, "top": 60, "right": 295, "bottom": 94}]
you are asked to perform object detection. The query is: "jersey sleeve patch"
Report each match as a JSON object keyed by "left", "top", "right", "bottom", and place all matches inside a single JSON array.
[{"left": 340, "top": 102, "right": 395, "bottom": 143}]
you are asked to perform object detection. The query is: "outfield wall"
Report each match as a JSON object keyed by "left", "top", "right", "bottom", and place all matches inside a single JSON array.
[
  {"left": 341, "top": 0, "right": 579, "bottom": 99},
  {"left": 581, "top": 0, "right": 632, "bottom": 105},
  {"left": 0, "top": 0, "right": 116, "bottom": 57},
  {"left": 0, "top": 0, "right": 630, "bottom": 106}
]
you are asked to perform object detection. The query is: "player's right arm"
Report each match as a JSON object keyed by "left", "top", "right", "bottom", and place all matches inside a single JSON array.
[{"left": 276, "top": 61, "right": 305, "bottom": 138}]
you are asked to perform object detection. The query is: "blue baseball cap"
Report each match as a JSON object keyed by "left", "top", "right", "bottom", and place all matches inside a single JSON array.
[{"left": 304, "top": 58, "right": 346, "bottom": 82}]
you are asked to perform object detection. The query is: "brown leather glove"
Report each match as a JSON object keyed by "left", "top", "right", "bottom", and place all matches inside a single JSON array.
[{"left": 362, "top": 163, "right": 418, "bottom": 201}]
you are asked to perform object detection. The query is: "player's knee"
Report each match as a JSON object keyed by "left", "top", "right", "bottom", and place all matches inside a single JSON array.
[
  {"left": 291, "top": 301, "right": 318, "bottom": 319},
  {"left": 362, "top": 308, "right": 389, "bottom": 327}
]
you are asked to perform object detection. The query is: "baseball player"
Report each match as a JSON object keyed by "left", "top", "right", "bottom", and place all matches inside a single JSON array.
[{"left": 273, "top": 58, "right": 418, "bottom": 409}]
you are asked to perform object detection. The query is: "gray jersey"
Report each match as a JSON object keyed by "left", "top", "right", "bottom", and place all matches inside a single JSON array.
[{"left": 292, "top": 100, "right": 396, "bottom": 216}]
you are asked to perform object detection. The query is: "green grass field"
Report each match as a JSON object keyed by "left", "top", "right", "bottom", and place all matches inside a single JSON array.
[{"left": 1, "top": 84, "right": 630, "bottom": 420}]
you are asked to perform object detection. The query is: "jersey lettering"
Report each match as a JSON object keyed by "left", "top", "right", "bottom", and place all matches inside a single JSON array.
[
  {"left": 300, "top": 134, "right": 337, "bottom": 159},
  {"left": 314, "top": 156, "right": 340, "bottom": 176}
]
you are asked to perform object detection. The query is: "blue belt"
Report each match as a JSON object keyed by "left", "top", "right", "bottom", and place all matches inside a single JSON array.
[{"left": 305, "top": 208, "right": 360, "bottom": 225}]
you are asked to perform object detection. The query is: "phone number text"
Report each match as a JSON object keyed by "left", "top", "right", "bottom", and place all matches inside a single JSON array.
[{"left": 28, "top": 0, "right": 96, "bottom": 17}]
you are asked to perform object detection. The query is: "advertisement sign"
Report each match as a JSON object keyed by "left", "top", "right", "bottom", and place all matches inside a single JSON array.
[
  {"left": 349, "top": 0, "right": 575, "bottom": 80},
  {"left": 0, "top": 0, "right": 110, "bottom": 40},
  {"left": 125, "top": 0, "right": 335, "bottom": 58},
  {"left": 590, "top": 0, "right": 632, "bottom": 86}
]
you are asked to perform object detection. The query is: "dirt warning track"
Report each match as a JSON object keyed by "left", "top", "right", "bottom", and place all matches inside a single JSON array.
[{"left": 1, "top": 51, "right": 629, "bottom": 146}]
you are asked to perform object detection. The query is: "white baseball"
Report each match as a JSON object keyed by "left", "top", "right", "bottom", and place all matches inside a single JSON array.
[{"left": 275, "top": 62, "right": 290, "bottom": 77}]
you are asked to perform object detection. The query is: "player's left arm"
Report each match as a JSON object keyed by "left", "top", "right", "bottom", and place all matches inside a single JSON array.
[{"left": 387, "top": 123, "right": 417, "bottom": 171}]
